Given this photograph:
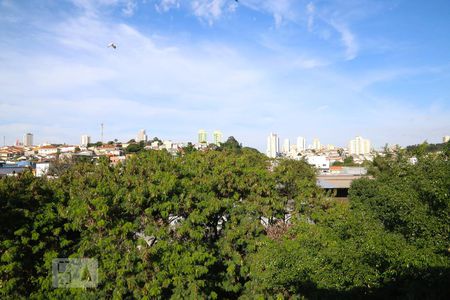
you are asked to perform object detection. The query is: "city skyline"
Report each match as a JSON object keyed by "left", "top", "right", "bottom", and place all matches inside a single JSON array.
[
  {"left": 5, "top": 130, "right": 449, "bottom": 152},
  {"left": 1, "top": 1, "right": 449, "bottom": 150}
]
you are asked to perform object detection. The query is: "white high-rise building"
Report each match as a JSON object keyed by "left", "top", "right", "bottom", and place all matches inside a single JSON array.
[
  {"left": 213, "top": 130, "right": 223, "bottom": 146},
  {"left": 290, "top": 145, "right": 297, "bottom": 153},
  {"left": 444, "top": 136, "right": 450, "bottom": 143},
  {"left": 282, "top": 138, "right": 290, "bottom": 154},
  {"left": 312, "top": 138, "right": 321, "bottom": 151},
  {"left": 296, "top": 137, "right": 306, "bottom": 152},
  {"left": 23, "top": 133, "right": 33, "bottom": 147},
  {"left": 81, "top": 135, "right": 91, "bottom": 147},
  {"left": 349, "top": 136, "right": 371, "bottom": 155},
  {"left": 266, "top": 133, "right": 279, "bottom": 158},
  {"left": 198, "top": 129, "right": 207, "bottom": 144},
  {"left": 136, "top": 129, "right": 148, "bottom": 143}
]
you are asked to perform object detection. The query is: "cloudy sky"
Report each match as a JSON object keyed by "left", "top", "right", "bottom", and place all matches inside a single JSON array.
[{"left": 1, "top": 0, "right": 449, "bottom": 150}]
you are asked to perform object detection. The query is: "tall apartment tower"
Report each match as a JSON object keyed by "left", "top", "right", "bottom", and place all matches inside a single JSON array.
[
  {"left": 312, "top": 138, "right": 321, "bottom": 151},
  {"left": 296, "top": 136, "right": 306, "bottom": 152},
  {"left": 283, "top": 138, "right": 290, "bottom": 154},
  {"left": 213, "top": 130, "right": 223, "bottom": 146},
  {"left": 81, "top": 135, "right": 91, "bottom": 147},
  {"left": 136, "top": 129, "right": 148, "bottom": 143},
  {"left": 266, "top": 133, "right": 279, "bottom": 158},
  {"left": 198, "top": 129, "right": 207, "bottom": 144},
  {"left": 23, "top": 133, "right": 33, "bottom": 147},
  {"left": 349, "top": 136, "right": 371, "bottom": 155}
]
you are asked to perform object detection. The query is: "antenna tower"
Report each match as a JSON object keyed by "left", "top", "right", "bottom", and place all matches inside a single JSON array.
[{"left": 101, "top": 123, "right": 104, "bottom": 143}]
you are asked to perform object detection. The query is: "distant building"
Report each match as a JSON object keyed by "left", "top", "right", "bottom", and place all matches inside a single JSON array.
[
  {"left": 282, "top": 138, "right": 290, "bottom": 154},
  {"left": 59, "top": 145, "right": 77, "bottom": 153},
  {"left": 35, "top": 162, "right": 50, "bottom": 177},
  {"left": 312, "top": 138, "right": 321, "bottom": 151},
  {"left": 326, "top": 166, "right": 367, "bottom": 175},
  {"left": 444, "top": 136, "right": 450, "bottom": 143},
  {"left": 0, "top": 163, "right": 27, "bottom": 177},
  {"left": 81, "top": 135, "right": 91, "bottom": 147},
  {"left": 409, "top": 157, "right": 418, "bottom": 165},
  {"left": 136, "top": 129, "right": 148, "bottom": 143},
  {"left": 290, "top": 144, "right": 297, "bottom": 153},
  {"left": 37, "top": 145, "right": 58, "bottom": 156},
  {"left": 349, "top": 136, "right": 371, "bottom": 155},
  {"left": 163, "top": 140, "right": 173, "bottom": 149},
  {"left": 110, "top": 156, "right": 126, "bottom": 166},
  {"left": 94, "top": 144, "right": 121, "bottom": 156},
  {"left": 296, "top": 136, "right": 306, "bottom": 152},
  {"left": 266, "top": 133, "right": 279, "bottom": 158},
  {"left": 306, "top": 155, "right": 329, "bottom": 170},
  {"left": 0, "top": 146, "right": 24, "bottom": 160},
  {"left": 213, "top": 130, "right": 223, "bottom": 146},
  {"left": 23, "top": 133, "right": 33, "bottom": 147},
  {"left": 198, "top": 129, "right": 207, "bottom": 144}
]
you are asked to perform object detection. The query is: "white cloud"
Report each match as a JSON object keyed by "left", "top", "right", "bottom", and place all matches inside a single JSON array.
[
  {"left": 244, "top": 0, "right": 297, "bottom": 27},
  {"left": 70, "top": 0, "right": 137, "bottom": 17},
  {"left": 1, "top": 1, "right": 449, "bottom": 149},
  {"left": 306, "top": 2, "right": 315, "bottom": 32},
  {"left": 155, "top": 0, "right": 180, "bottom": 13},
  {"left": 329, "top": 21, "right": 358, "bottom": 60},
  {"left": 154, "top": 0, "right": 297, "bottom": 27},
  {"left": 293, "top": 57, "right": 327, "bottom": 69},
  {"left": 1, "top": 0, "right": 14, "bottom": 9},
  {"left": 0, "top": 10, "right": 276, "bottom": 145},
  {"left": 191, "top": 0, "right": 227, "bottom": 25},
  {"left": 227, "top": 1, "right": 238, "bottom": 13},
  {"left": 316, "top": 105, "right": 329, "bottom": 111},
  {"left": 122, "top": 0, "right": 137, "bottom": 16},
  {"left": 70, "top": 0, "right": 358, "bottom": 61},
  {"left": 163, "top": 1, "right": 359, "bottom": 60}
]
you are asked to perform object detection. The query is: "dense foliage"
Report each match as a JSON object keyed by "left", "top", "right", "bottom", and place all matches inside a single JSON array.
[
  {"left": 1, "top": 143, "right": 449, "bottom": 299},
  {"left": 406, "top": 141, "right": 448, "bottom": 155},
  {"left": 250, "top": 144, "right": 450, "bottom": 299}
]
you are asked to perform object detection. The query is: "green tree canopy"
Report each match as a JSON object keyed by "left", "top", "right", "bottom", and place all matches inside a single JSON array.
[{"left": 1, "top": 145, "right": 449, "bottom": 299}]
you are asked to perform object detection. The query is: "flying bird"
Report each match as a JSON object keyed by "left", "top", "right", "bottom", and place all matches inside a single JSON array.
[{"left": 108, "top": 42, "right": 117, "bottom": 49}]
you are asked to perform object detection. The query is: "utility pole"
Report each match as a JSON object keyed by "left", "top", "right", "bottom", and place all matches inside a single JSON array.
[
  {"left": 3, "top": 136, "right": 5, "bottom": 147},
  {"left": 101, "top": 123, "right": 104, "bottom": 144}
]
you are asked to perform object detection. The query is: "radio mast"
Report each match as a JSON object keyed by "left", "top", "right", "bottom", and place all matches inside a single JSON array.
[{"left": 101, "top": 123, "right": 104, "bottom": 143}]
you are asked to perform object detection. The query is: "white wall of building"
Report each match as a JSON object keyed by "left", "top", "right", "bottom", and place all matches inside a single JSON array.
[
  {"left": 266, "top": 133, "right": 279, "bottom": 158},
  {"left": 306, "top": 155, "right": 329, "bottom": 169},
  {"left": 213, "top": 130, "right": 223, "bottom": 145},
  {"left": 296, "top": 136, "right": 306, "bottom": 152},
  {"left": 198, "top": 129, "right": 207, "bottom": 144},
  {"left": 349, "top": 136, "right": 371, "bottom": 155},
  {"left": 81, "top": 135, "right": 91, "bottom": 146},
  {"left": 136, "top": 129, "right": 148, "bottom": 143},
  {"left": 163, "top": 140, "right": 173, "bottom": 149},
  {"left": 282, "top": 138, "right": 290, "bottom": 154},
  {"left": 59, "top": 146, "right": 76, "bottom": 153},
  {"left": 35, "top": 162, "right": 50, "bottom": 177},
  {"left": 37, "top": 147, "right": 58, "bottom": 155},
  {"left": 312, "top": 138, "right": 321, "bottom": 151},
  {"left": 23, "top": 133, "right": 33, "bottom": 147}
]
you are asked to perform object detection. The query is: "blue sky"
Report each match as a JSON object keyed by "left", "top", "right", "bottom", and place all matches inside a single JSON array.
[{"left": 0, "top": 0, "right": 449, "bottom": 150}]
